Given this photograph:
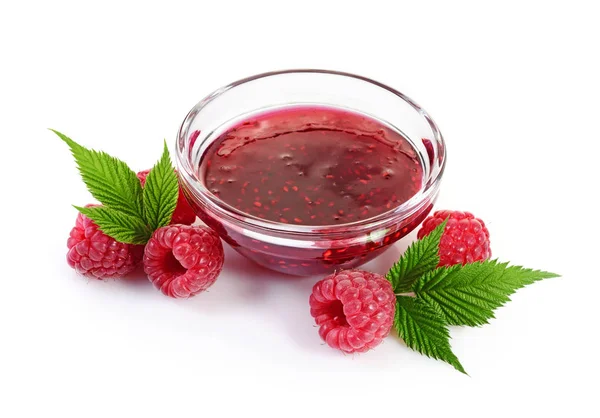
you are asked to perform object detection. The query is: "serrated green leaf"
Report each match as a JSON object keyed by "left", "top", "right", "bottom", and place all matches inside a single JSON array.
[
  {"left": 143, "top": 141, "right": 178, "bottom": 230},
  {"left": 412, "top": 260, "right": 560, "bottom": 327},
  {"left": 51, "top": 129, "right": 144, "bottom": 219},
  {"left": 386, "top": 219, "right": 447, "bottom": 292},
  {"left": 395, "top": 295, "right": 466, "bottom": 374},
  {"left": 75, "top": 205, "right": 151, "bottom": 245}
]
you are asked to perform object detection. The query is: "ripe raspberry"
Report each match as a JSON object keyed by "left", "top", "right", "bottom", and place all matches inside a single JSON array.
[
  {"left": 143, "top": 224, "right": 224, "bottom": 298},
  {"left": 417, "top": 210, "right": 491, "bottom": 266},
  {"left": 309, "top": 269, "right": 395, "bottom": 353},
  {"left": 67, "top": 207, "right": 143, "bottom": 279},
  {"left": 137, "top": 169, "right": 196, "bottom": 225}
]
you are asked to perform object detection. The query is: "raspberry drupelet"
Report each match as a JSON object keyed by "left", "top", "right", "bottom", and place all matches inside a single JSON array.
[
  {"left": 417, "top": 210, "right": 491, "bottom": 266},
  {"left": 143, "top": 224, "right": 224, "bottom": 298},
  {"left": 67, "top": 208, "right": 144, "bottom": 279},
  {"left": 309, "top": 270, "right": 395, "bottom": 353}
]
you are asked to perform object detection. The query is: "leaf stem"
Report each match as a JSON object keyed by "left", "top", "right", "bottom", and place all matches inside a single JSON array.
[{"left": 395, "top": 291, "right": 415, "bottom": 297}]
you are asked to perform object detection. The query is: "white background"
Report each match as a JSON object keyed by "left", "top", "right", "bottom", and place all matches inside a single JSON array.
[{"left": 1, "top": 1, "right": 598, "bottom": 417}]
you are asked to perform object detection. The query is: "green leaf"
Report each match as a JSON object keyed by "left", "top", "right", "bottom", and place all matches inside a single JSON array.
[
  {"left": 142, "top": 141, "right": 179, "bottom": 230},
  {"left": 412, "top": 260, "right": 560, "bottom": 327},
  {"left": 51, "top": 129, "right": 144, "bottom": 219},
  {"left": 75, "top": 205, "right": 151, "bottom": 245},
  {"left": 386, "top": 219, "right": 447, "bottom": 292},
  {"left": 395, "top": 295, "right": 466, "bottom": 374}
]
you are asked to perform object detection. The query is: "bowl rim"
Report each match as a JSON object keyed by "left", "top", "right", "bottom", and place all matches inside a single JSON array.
[{"left": 175, "top": 69, "right": 446, "bottom": 236}]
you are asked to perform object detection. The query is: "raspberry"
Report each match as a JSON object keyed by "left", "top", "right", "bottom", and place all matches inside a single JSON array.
[
  {"left": 137, "top": 169, "right": 196, "bottom": 225},
  {"left": 143, "top": 224, "right": 224, "bottom": 298},
  {"left": 309, "top": 269, "right": 395, "bottom": 353},
  {"left": 417, "top": 210, "right": 491, "bottom": 266},
  {"left": 67, "top": 207, "right": 143, "bottom": 279}
]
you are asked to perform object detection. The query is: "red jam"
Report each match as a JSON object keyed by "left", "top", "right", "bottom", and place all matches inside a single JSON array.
[
  {"left": 191, "top": 106, "right": 432, "bottom": 276},
  {"left": 201, "top": 106, "right": 423, "bottom": 225}
]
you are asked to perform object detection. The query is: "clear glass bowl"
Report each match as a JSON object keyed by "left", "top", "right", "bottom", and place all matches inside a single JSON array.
[{"left": 175, "top": 70, "right": 446, "bottom": 276}]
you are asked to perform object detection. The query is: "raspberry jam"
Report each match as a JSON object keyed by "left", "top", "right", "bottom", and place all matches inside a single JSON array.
[
  {"left": 187, "top": 106, "right": 433, "bottom": 276},
  {"left": 201, "top": 107, "right": 423, "bottom": 226}
]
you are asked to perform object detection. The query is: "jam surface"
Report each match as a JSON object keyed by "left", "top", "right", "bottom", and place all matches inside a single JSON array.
[{"left": 200, "top": 106, "right": 423, "bottom": 226}]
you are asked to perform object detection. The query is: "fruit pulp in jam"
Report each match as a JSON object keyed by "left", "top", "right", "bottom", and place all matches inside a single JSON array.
[
  {"left": 195, "top": 106, "right": 429, "bottom": 275},
  {"left": 201, "top": 106, "right": 423, "bottom": 225}
]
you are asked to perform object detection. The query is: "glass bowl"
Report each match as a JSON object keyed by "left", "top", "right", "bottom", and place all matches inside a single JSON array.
[{"left": 175, "top": 70, "right": 446, "bottom": 276}]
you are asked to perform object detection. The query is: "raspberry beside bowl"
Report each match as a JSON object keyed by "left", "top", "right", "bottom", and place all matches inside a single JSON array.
[{"left": 175, "top": 70, "right": 446, "bottom": 276}]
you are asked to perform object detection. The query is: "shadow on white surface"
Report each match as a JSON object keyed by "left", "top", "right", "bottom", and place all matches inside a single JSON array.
[
  {"left": 115, "top": 237, "right": 414, "bottom": 354},
  {"left": 184, "top": 245, "right": 282, "bottom": 309},
  {"left": 119, "top": 265, "right": 153, "bottom": 290},
  {"left": 217, "top": 245, "right": 326, "bottom": 352}
]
